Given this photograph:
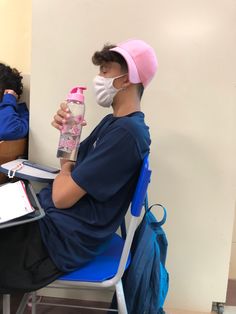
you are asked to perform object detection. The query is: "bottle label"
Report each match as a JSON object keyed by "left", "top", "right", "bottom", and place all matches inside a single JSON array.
[
  {"left": 58, "top": 114, "right": 83, "bottom": 153},
  {"left": 59, "top": 136, "right": 73, "bottom": 150},
  {"left": 57, "top": 100, "right": 85, "bottom": 160},
  {"left": 61, "top": 123, "right": 82, "bottom": 136},
  {"left": 74, "top": 114, "right": 84, "bottom": 124}
]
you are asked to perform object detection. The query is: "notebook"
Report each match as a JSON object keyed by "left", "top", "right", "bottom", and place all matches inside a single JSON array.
[{"left": 0, "top": 180, "right": 34, "bottom": 223}]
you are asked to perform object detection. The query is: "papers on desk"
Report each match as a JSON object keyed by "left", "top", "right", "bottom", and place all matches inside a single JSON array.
[{"left": 0, "top": 180, "right": 34, "bottom": 223}]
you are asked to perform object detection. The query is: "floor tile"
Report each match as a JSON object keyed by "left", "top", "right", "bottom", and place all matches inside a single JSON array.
[
  {"left": 224, "top": 306, "right": 236, "bottom": 314},
  {"left": 1, "top": 278, "right": 236, "bottom": 313},
  {"left": 165, "top": 309, "right": 214, "bottom": 314},
  {"left": 226, "top": 280, "right": 236, "bottom": 306}
]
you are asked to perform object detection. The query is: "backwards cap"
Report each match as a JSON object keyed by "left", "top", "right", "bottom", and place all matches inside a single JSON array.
[{"left": 110, "top": 39, "right": 158, "bottom": 88}]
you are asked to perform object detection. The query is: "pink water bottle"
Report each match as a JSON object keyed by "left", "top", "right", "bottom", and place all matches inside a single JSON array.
[{"left": 57, "top": 86, "right": 86, "bottom": 161}]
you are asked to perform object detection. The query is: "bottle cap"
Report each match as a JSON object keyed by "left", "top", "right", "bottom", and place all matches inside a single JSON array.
[{"left": 67, "top": 86, "right": 87, "bottom": 103}]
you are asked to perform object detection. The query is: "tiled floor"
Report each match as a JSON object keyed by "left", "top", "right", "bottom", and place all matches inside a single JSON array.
[
  {"left": 226, "top": 280, "right": 236, "bottom": 306},
  {"left": 0, "top": 295, "right": 109, "bottom": 314},
  {"left": 0, "top": 298, "right": 234, "bottom": 314},
  {"left": 1, "top": 279, "right": 236, "bottom": 314},
  {"left": 165, "top": 280, "right": 236, "bottom": 314},
  {"left": 223, "top": 307, "right": 236, "bottom": 314},
  {"left": 165, "top": 307, "right": 236, "bottom": 314}
]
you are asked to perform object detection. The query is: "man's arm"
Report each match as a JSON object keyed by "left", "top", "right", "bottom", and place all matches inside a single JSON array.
[{"left": 52, "top": 161, "right": 86, "bottom": 209}]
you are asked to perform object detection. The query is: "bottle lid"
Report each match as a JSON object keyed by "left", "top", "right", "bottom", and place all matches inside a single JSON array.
[{"left": 67, "top": 86, "right": 87, "bottom": 102}]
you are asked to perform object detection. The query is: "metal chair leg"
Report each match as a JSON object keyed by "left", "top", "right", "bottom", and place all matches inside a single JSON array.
[
  {"left": 31, "top": 291, "right": 37, "bottom": 314},
  {"left": 16, "top": 293, "right": 31, "bottom": 314},
  {"left": 116, "top": 280, "right": 127, "bottom": 314},
  {"left": 3, "top": 294, "right": 10, "bottom": 314}
]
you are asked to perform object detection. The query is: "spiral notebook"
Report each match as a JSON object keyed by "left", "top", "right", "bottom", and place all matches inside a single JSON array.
[{"left": 0, "top": 180, "right": 34, "bottom": 223}]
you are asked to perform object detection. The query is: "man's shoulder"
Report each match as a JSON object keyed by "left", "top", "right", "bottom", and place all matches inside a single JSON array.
[
  {"left": 97, "top": 112, "right": 150, "bottom": 148},
  {"left": 114, "top": 112, "right": 148, "bottom": 135},
  {"left": 112, "top": 112, "right": 151, "bottom": 155},
  {"left": 98, "top": 114, "right": 113, "bottom": 125}
]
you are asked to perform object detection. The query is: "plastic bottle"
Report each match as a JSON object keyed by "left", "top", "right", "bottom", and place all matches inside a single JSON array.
[{"left": 57, "top": 86, "right": 86, "bottom": 161}]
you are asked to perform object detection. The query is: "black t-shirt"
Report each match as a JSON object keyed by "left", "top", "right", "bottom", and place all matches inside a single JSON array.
[{"left": 38, "top": 112, "right": 151, "bottom": 272}]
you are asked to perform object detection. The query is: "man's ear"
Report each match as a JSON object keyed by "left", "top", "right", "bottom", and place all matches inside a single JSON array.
[{"left": 121, "top": 74, "right": 131, "bottom": 89}]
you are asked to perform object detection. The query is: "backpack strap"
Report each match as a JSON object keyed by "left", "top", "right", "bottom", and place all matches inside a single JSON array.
[{"left": 146, "top": 203, "right": 167, "bottom": 226}]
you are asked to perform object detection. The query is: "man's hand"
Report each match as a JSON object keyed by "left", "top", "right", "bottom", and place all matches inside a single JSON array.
[
  {"left": 51, "top": 102, "right": 87, "bottom": 131},
  {"left": 51, "top": 102, "right": 70, "bottom": 130}
]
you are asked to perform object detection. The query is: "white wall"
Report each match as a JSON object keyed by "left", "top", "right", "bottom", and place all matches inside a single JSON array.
[{"left": 30, "top": 0, "right": 236, "bottom": 312}]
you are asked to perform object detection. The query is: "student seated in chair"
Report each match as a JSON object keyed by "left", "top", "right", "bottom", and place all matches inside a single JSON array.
[
  {"left": 0, "top": 63, "right": 29, "bottom": 140},
  {"left": 0, "top": 39, "right": 157, "bottom": 293}
]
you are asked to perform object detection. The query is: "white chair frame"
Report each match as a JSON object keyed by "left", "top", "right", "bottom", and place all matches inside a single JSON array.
[{"left": 30, "top": 216, "right": 141, "bottom": 314}]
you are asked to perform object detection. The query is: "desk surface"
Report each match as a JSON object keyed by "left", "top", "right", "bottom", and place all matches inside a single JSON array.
[{"left": 0, "top": 159, "right": 58, "bottom": 183}]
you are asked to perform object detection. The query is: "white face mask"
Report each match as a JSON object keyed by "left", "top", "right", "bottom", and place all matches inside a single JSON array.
[{"left": 93, "top": 74, "right": 127, "bottom": 108}]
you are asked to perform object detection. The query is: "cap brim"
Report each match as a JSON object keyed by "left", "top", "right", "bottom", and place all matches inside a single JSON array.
[{"left": 110, "top": 46, "right": 141, "bottom": 84}]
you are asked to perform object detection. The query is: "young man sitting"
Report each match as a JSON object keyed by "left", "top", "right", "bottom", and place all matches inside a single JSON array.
[{"left": 0, "top": 39, "right": 157, "bottom": 293}]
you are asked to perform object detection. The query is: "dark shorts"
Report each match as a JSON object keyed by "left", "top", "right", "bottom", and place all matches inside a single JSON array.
[{"left": 0, "top": 221, "right": 63, "bottom": 294}]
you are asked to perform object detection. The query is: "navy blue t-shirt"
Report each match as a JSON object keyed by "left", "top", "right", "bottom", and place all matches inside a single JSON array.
[{"left": 38, "top": 112, "right": 151, "bottom": 272}]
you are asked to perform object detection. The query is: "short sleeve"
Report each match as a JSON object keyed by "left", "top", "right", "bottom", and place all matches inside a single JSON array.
[{"left": 71, "top": 125, "right": 141, "bottom": 202}]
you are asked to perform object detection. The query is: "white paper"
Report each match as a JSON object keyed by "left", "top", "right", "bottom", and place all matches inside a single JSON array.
[{"left": 0, "top": 181, "right": 34, "bottom": 223}]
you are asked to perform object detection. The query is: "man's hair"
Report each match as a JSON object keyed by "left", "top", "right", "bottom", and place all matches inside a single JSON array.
[
  {"left": 92, "top": 44, "right": 144, "bottom": 99},
  {"left": 0, "top": 63, "right": 23, "bottom": 100}
]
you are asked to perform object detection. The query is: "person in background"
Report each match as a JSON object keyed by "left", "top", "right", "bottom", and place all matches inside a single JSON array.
[{"left": 0, "top": 63, "right": 29, "bottom": 140}]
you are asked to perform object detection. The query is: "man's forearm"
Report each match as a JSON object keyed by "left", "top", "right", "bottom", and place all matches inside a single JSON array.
[{"left": 52, "top": 161, "right": 86, "bottom": 209}]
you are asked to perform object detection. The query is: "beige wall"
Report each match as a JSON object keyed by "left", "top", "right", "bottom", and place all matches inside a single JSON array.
[
  {"left": 0, "top": 0, "right": 31, "bottom": 104},
  {"left": 0, "top": 0, "right": 31, "bottom": 73},
  {"left": 30, "top": 0, "right": 236, "bottom": 312}
]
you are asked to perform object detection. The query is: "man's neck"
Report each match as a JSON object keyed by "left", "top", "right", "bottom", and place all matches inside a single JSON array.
[{"left": 112, "top": 87, "right": 141, "bottom": 117}]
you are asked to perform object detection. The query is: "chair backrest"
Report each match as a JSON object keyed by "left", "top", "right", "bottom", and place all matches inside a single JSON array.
[
  {"left": 130, "top": 154, "right": 152, "bottom": 217},
  {"left": 111, "top": 154, "right": 152, "bottom": 283}
]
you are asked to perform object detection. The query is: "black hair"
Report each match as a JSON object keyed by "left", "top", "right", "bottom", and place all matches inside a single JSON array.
[
  {"left": 0, "top": 63, "right": 23, "bottom": 100},
  {"left": 92, "top": 44, "right": 128, "bottom": 73}
]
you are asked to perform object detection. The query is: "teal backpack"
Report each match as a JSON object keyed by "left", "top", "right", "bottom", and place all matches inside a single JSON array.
[{"left": 123, "top": 202, "right": 169, "bottom": 314}]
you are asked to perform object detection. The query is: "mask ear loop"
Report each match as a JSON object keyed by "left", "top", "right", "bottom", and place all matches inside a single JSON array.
[
  {"left": 111, "top": 73, "right": 129, "bottom": 94},
  {"left": 7, "top": 163, "right": 23, "bottom": 179},
  {"left": 117, "top": 73, "right": 129, "bottom": 91}
]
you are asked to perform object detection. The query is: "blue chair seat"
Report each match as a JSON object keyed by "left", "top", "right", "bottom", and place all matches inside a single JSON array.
[{"left": 59, "top": 233, "right": 131, "bottom": 282}]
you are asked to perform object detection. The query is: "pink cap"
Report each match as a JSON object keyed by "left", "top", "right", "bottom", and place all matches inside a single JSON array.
[
  {"left": 67, "top": 86, "right": 87, "bottom": 102},
  {"left": 110, "top": 39, "right": 158, "bottom": 88}
]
